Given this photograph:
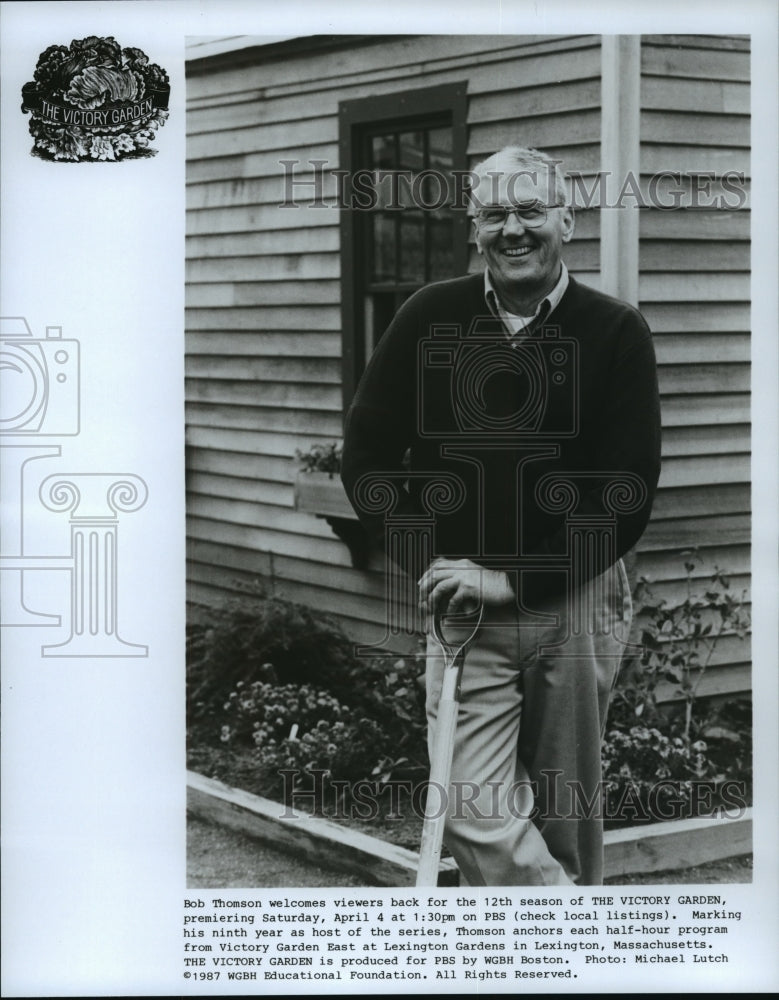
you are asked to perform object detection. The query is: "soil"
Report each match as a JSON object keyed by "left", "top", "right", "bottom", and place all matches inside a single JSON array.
[
  {"left": 188, "top": 815, "right": 365, "bottom": 888},
  {"left": 187, "top": 813, "right": 752, "bottom": 888}
]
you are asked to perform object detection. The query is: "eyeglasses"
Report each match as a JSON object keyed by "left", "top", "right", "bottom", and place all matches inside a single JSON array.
[{"left": 474, "top": 203, "right": 563, "bottom": 231}]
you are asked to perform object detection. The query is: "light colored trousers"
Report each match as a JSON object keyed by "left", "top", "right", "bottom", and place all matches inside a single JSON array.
[{"left": 425, "top": 560, "right": 632, "bottom": 886}]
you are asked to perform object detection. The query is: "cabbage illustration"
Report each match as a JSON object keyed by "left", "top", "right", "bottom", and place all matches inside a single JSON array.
[{"left": 64, "top": 65, "right": 141, "bottom": 109}]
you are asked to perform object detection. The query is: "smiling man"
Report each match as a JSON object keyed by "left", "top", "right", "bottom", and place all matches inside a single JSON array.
[
  {"left": 472, "top": 147, "right": 574, "bottom": 317},
  {"left": 342, "top": 145, "right": 661, "bottom": 886}
]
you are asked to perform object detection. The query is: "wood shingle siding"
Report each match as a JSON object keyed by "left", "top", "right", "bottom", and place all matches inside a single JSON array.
[{"left": 627, "top": 34, "right": 751, "bottom": 701}]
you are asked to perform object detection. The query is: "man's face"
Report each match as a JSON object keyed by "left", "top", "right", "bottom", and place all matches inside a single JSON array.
[{"left": 472, "top": 161, "right": 574, "bottom": 305}]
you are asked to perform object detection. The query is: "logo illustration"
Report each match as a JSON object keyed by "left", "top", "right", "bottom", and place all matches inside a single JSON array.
[{"left": 21, "top": 35, "right": 170, "bottom": 162}]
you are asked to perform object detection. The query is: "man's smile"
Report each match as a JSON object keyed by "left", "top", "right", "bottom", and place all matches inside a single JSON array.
[{"left": 501, "top": 245, "right": 534, "bottom": 258}]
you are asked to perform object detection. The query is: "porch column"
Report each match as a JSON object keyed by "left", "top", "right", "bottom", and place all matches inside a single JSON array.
[{"left": 600, "top": 35, "right": 641, "bottom": 306}]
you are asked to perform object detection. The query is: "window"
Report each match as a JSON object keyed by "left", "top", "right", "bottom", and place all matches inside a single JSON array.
[{"left": 339, "top": 83, "right": 469, "bottom": 407}]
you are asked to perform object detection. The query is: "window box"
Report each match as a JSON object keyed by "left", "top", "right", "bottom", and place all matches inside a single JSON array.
[
  {"left": 294, "top": 471, "right": 357, "bottom": 520},
  {"left": 294, "top": 471, "right": 371, "bottom": 569}
]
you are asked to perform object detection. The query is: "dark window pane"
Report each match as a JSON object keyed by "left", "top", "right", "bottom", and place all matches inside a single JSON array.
[
  {"left": 398, "top": 211, "right": 425, "bottom": 282},
  {"left": 427, "top": 127, "right": 454, "bottom": 210},
  {"left": 373, "top": 170, "right": 399, "bottom": 210},
  {"left": 371, "top": 213, "right": 396, "bottom": 282},
  {"left": 418, "top": 171, "right": 451, "bottom": 210},
  {"left": 428, "top": 126, "right": 453, "bottom": 171},
  {"left": 395, "top": 169, "right": 417, "bottom": 209},
  {"left": 398, "top": 130, "right": 425, "bottom": 172},
  {"left": 372, "top": 134, "right": 396, "bottom": 169},
  {"left": 394, "top": 131, "right": 425, "bottom": 208}
]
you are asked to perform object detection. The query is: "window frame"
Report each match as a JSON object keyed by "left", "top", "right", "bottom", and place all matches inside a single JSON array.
[{"left": 338, "top": 82, "right": 469, "bottom": 410}]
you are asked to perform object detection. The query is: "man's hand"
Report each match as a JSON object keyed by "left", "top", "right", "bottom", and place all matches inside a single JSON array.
[{"left": 418, "top": 558, "right": 514, "bottom": 617}]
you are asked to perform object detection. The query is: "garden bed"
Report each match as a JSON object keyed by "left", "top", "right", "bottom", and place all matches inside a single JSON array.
[{"left": 186, "top": 558, "right": 752, "bottom": 886}]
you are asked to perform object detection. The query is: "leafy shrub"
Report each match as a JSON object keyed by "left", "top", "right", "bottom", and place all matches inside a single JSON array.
[
  {"left": 257, "top": 716, "right": 389, "bottom": 802},
  {"left": 196, "top": 673, "right": 421, "bottom": 803},
  {"left": 603, "top": 550, "right": 752, "bottom": 823},
  {"left": 187, "top": 592, "right": 430, "bottom": 804},
  {"left": 219, "top": 679, "right": 389, "bottom": 801},
  {"left": 187, "top": 592, "right": 362, "bottom": 734},
  {"left": 696, "top": 697, "right": 752, "bottom": 794},
  {"left": 333, "top": 652, "right": 428, "bottom": 754},
  {"left": 601, "top": 701, "right": 752, "bottom": 827},
  {"left": 617, "top": 550, "right": 750, "bottom": 739},
  {"left": 219, "top": 680, "right": 346, "bottom": 750},
  {"left": 602, "top": 724, "right": 711, "bottom": 825}
]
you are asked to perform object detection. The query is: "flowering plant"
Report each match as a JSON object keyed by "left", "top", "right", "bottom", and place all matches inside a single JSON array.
[{"left": 296, "top": 441, "right": 343, "bottom": 478}]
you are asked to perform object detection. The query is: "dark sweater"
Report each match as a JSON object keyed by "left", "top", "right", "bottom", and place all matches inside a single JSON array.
[{"left": 341, "top": 272, "right": 661, "bottom": 606}]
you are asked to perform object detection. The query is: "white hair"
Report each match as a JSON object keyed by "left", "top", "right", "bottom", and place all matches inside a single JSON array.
[{"left": 468, "top": 146, "right": 568, "bottom": 213}]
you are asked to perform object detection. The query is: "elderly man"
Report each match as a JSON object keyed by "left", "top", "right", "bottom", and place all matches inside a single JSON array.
[{"left": 341, "top": 146, "right": 661, "bottom": 885}]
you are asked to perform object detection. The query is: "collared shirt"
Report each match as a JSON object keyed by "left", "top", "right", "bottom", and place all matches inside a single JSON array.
[{"left": 484, "top": 261, "right": 569, "bottom": 338}]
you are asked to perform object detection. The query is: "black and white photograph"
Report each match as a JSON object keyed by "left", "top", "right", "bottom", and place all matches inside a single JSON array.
[
  {"left": 2, "top": 1, "right": 778, "bottom": 996},
  {"left": 184, "top": 31, "right": 751, "bottom": 889}
]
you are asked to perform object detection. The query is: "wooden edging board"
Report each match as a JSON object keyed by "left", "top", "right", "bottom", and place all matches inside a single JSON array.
[
  {"left": 603, "top": 808, "right": 753, "bottom": 878},
  {"left": 187, "top": 771, "right": 752, "bottom": 887},
  {"left": 188, "top": 770, "right": 458, "bottom": 886}
]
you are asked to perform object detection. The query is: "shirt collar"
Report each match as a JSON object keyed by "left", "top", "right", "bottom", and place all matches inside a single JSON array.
[{"left": 484, "top": 262, "right": 569, "bottom": 336}]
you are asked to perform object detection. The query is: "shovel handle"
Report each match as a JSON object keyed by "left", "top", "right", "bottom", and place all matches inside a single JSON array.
[
  {"left": 416, "top": 606, "right": 483, "bottom": 887},
  {"left": 429, "top": 605, "right": 484, "bottom": 670}
]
